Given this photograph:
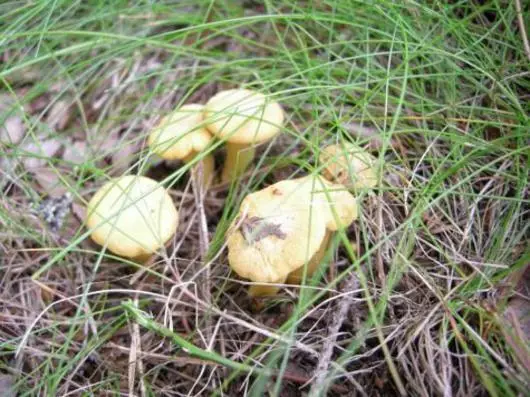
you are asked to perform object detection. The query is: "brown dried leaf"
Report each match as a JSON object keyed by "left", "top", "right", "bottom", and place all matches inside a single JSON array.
[
  {"left": 63, "top": 141, "right": 88, "bottom": 164},
  {"left": 22, "top": 139, "right": 62, "bottom": 171},
  {"left": 47, "top": 99, "right": 72, "bottom": 130},
  {"left": 0, "top": 116, "right": 25, "bottom": 144},
  {"left": 498, "top": 264, "right": 530, "bottom": 372},
  {"left": 503, "top": 298, "right": 530, "bottom": 372},
  {"left": 71, "top": 202, "right": 87, "bottom": 221},
  {"left": 505, "top": 298, "right": 530, "bottom": 340},
  {"left": 26, "top": 94, "right": 50, "bottom": 114},
  {"left": 33, "top": 168, "right": 66, "bottom": 197},
  {"left": 1, "top": 95, "right": 26, "bottom": 145}
]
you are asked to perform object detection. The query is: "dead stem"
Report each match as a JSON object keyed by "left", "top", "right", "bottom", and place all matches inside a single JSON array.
[{"left": 309, "top": 272, "right": 360, "bottom": 396}]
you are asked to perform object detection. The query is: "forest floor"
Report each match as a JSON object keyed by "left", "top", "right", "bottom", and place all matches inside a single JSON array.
[{"left": 1, "top": 1, "right": 529, "bottom": 396}]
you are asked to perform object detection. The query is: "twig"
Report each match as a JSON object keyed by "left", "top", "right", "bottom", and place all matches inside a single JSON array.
[
  {"left": 515, "top": 0, "right": 530, "bottom": 61},
  {"left": 375, "top": 195, "right": 387, "bottom": 288},
  {"left": 128, "top": 314, "right": 137, "bottom": 397},
  {"left": 191, "top": 160, "right": 212, "bottom": 346},
  {"left": 309, "top": 273, "right": 360, "bottom": 396},
  {"left": 128, "top": 298, "right": 146, "bottom": 397},
  {"left": 134, "top": 297, "right": 146, "bottom": 397},
  {"left": 192, "top": 161, "right": 211, "bottom": 289}
]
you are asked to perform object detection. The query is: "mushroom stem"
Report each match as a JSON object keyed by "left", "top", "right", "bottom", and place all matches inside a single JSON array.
[
  {"left": 221, "top": 142, "right": 255, "bottom": 183},
  {"left": 287, "top": 231, "right": 332, "bottom": 284},
  {"left": 131, "top": 252, "right": 153, "bottom": 264},
  {"left": 182, "top": 152, "right": 215, "bottom": 190},
  {"left": 131, "top": 238, "right": 175, "bottom": 265},
  {"left": 248, "top": 276, "right": 287, "bottom": 297}
]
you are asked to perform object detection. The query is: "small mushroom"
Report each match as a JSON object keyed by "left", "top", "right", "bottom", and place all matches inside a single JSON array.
[
  {"left": 204, "top": 89, "right": 284, "bottom": 182},
  {"left": 320, "top": 143, "right": 378, "bottom": 190},
  {"left": 227, "top": 175, "right": 357, "bottom": 296},
  {"left": 86, "top": 175, "right": 179, "bottom": 263},
  {"left": 148, "top": 104, "right": 214, "bottom": 190}
]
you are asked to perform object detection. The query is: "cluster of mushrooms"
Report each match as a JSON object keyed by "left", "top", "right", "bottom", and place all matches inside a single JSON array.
[{"left": 85, "top": 88, "right": 378, "bottom": 297}]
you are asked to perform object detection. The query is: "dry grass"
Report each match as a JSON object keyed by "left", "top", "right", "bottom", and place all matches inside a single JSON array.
[{"left": 1, "top": 1, "right": 529, "bottom": 396}]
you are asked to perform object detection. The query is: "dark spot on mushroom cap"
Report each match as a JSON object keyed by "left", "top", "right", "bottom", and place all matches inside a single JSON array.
[{"left": 240, "top": 216, "right": 286, "bottom": 244}]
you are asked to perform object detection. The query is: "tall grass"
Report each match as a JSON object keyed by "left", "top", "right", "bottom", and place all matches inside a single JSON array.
[{"left": 1, "top": 0, "right": 528, "bottom": 396}]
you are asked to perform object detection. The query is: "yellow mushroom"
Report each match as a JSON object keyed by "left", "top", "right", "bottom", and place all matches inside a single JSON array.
[
  {"left": 204, "top": 89, "right": 284, "bottom": 182},
  {"left": 86, "top": 175, "right": 179, "bottom": 263},
  {"left": 226, "top": 175, "right": 357, "bottom": 296},
  {"left": 320, "top": 143, "right": 378, "bottom": 190},
  {"left": 148, "top": 104, "right": 214, "bottom": 190}
]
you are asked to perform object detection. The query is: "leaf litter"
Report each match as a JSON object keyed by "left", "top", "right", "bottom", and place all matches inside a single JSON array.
[{"left": 0, "top": 5, "right": 528, "bottom": 396}]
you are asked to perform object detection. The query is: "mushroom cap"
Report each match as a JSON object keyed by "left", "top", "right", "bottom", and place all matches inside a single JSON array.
[
  {"left": 86, "top": 175, "right": 179, "bottom": 259},
  {"left": 320, "top": 143, "right": 378, "bottom": 189},
  {"left": 204, "top": 89, "right": 284, "bottom": 145},
  {"left": 227, "top": 176, "right": 357, "bottom": 284},
  {"left": 148, "top": 104, "right": 213, "bottom": 160}
]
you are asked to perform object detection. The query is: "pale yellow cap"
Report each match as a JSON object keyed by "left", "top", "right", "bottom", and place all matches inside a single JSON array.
[
  {"left": 320, "top": 143, "right": 378, "bottom": 189},
  {"left": 148, "top": 104, "right": 213, "bottom": 160},
  {"left": 204, "top": 89, "right": 284, "bottom": 145},
  {"left": 86, "top": 175, "right": 179, "bottom": 259},
  {"left": 227, "top": 175, "right": 356, "bottom": 284}
]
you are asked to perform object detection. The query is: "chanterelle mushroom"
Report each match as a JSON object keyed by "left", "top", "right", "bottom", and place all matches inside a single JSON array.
[
  {"left": 227, "top": 175, "right": 357, "bottom": 296},
  {"left": 86, "top": 175, "right": 179, "bottom": 262},
  {"left": 320, "top": 143, "right": 378, "bottom": 190},
  {"left": 148, "top": 104, "right": 214, "bottom": 190},
  {"left": 204, "top": 88, "right": 284, "bottom": 182}
]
